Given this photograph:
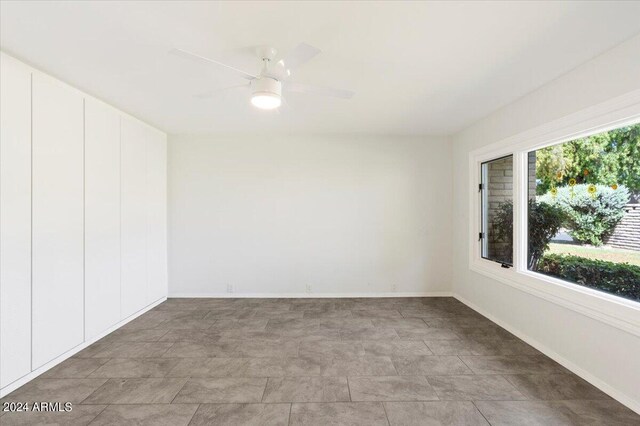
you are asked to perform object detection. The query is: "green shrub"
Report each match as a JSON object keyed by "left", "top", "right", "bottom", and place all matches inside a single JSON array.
[
  {"left": 527, "top": 201, "right": 565, "bottom": 270},
  {"left": 539, "top": 184, "right": 630, "bottom": 246},
  {"left": 539, "top": 254, "right": 640, "bottom": 301},
  {"left": 492, "top": 199, "right": 564, "bottom": 269}
]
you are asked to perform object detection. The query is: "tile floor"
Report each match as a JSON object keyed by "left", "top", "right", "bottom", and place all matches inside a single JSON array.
[{"left": 1, "top": 297, "right": 638, "bottom": 425}]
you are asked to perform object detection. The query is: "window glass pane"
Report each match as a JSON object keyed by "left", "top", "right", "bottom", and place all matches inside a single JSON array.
[
  {"left": 529, "top": 123, "right": 640, "bottom": 303},
  {"left": 481, "top": 155, "right": 513, "bottom": 265}
]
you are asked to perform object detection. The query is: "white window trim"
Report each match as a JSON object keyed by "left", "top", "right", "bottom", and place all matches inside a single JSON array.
[{"left": 468, "top": 88, "right": 640, "bottom": 338}]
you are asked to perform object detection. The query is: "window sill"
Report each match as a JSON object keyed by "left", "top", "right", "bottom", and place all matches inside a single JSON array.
[{"left": 469, "top": 258, "right": 640, "bottom": 338}]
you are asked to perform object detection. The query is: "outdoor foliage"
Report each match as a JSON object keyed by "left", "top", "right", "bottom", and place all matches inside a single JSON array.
[
  {"left": 535, "top": 123, "right": 640, "bottom": 194},
  {"left": 492, "top": 199, "right": 564, "bottom": 269},
  {"left": 539, "top": 184, "right": 630, "bottom": 246},
  {"left": 539, "top": 254, "right": 640, "bottom": 302},
  {"left": 527, "top": 201, "right": 565, "bottom": 269}
]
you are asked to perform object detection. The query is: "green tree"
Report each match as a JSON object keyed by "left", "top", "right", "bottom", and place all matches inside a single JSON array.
[{"left": 535, "top": 124, "right": 640, "bottom": 194}]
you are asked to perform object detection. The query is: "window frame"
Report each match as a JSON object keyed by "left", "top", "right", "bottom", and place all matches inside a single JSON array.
[
  {"left": 479, "top": 154, "right": 514, "bottom": 266},
  {"left": 468, "top": 89, "right": 640, "bottom": 337}
]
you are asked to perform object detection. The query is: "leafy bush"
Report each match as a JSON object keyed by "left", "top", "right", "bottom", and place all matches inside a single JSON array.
[
  {"left": 491, "top": 201, "right": 514, "bottom": 264},
  {"left": 539, "top": 254, "right": 640, "bottom": 301},
  {"left": 539, "top": 184, "right": 630, "bottom": 246},
  {"left": 492, "top": 199, "right": 564, "bottom": 269},
  {"left": 527, "top": 201, "right": 565, "bottom": 269}
]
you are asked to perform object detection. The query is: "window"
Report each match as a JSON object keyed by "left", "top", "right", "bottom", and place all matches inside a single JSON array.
[
  {"left": 470, "top": 100, "right": 640, "bottom": 334},
  {"left": 527, "top": 123, "right": 640, "bottom": 302},
  {"left": 480, "top": 155, "right": 513, "bottom": 266}
]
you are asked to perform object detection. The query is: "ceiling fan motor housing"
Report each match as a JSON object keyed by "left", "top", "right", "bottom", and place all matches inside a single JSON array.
[{"left": 251, "top": 77, "right": 282, "bottom": 98}]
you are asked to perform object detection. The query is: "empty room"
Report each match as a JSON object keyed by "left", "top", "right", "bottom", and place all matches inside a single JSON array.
[{"left": 1, "top": 1, "right": 640, "bottom": 425}]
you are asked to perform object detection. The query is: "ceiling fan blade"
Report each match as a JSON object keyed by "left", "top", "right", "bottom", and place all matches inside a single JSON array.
[
  {"left": 170, "top": 48, "right": 257, "bottom": 80},
  {"left": 281, "top": 95, "right": 292, "bottom": 111},
  {"left": 278, "top": 43, "right": 321, "bottom": 72},
  {"left": 285, "top": 81, "right": 355, "bottom": 99},
  {"left": 194, "top": 84, "right": 250, "bottom": 99}
]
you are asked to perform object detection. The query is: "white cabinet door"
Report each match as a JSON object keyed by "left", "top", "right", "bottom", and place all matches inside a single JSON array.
[
  {"left": 147, "top": 131, "right": 168, "bottom": 303},
  {"left": 32, "top": 73, "right": 84, "bottom": 368},
  {"left": 0, "top": 53, "right": 32, "bottom": 387},
  {"left": 84, "top": 99, "right": 121, "bottom": 339},
  {"left": 120, "top": 117, "right": 148, "bottom": 318}
]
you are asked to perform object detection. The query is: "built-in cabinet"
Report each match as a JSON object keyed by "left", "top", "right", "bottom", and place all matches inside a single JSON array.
[
  {"left": 120, "top": 116, "right": 169, "bottom": 318},
  {"left": 85, "top": 98, "right": 122, "bottom": 340},
  {"left": 121, "top": 117, "right": 151, "bottom": 318},
  {"left": 0, "top": 52, "right": 167, "bottom": 393},
  {"left": 31, "top": 72, "right": 85, "bottom": 369},
  {"left": 0, "top": 53, "right": 32, "bottom": 388},
  {"left": 147, "top": 131, "right": 168, "bottom": 303}
]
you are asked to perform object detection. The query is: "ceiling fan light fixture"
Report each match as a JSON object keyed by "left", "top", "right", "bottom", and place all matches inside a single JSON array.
[
  {"left": 250, "top": 77, "right": 282, "bottom": 110},
  {"left": 170, "top": 43, "right": 355, "bottom": 107},
  {"left": 251, "top": 93, "right": 281, "bottom": 110}
]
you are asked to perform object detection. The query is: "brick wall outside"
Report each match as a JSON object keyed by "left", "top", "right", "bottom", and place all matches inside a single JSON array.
[
  {"left": 528, "top": 151, "right": 537, "bottom": 198},
  {"left": 606, "top": 204, "right": 640, "bottom": 251}
]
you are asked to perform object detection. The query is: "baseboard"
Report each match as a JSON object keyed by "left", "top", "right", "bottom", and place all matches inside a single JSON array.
[
  {"left": 168, "top": 291, "right": 453, "bottom": 298},
  {"left": 453, "top": 293, "right": 640, "bottom": 416},
  {"left": 0, "top": 297, "right": 167, "bottom": 398}
]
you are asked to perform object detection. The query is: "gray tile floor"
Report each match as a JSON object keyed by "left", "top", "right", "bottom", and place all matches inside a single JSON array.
[{"left": 2, "top": 297, "right": 639, "bottom": 425}]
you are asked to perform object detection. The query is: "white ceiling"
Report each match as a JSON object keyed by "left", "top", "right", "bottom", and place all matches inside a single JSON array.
[{"left": 2, "top": 1, "right": 640, "bottom": 136}]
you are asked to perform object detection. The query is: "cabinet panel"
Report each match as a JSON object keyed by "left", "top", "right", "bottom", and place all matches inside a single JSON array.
[
  {"left": 120, "top": 117, "right": 148, "bottom": 317},
  {"left": 0, "top": 53, "right": 32, "bottom": 387},
  {"left": 32, "top": 73, "right": 84, "bottom": 368},
  {"left": 85, "top": 99, "right": 121, "bottom": 339},
  {"left": 147, "top": 132, "right": 168, "bottom": 303}
]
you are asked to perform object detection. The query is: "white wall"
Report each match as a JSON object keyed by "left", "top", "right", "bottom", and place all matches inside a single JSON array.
[
  {"left": 452, "top": 34, "right": 640, "bottom": 412},
  {"left": 168, "top": 134, "right": 452, "bottom": 296},
  {"left": 0, "top": 52, "right": 168, "bottom": 397}
]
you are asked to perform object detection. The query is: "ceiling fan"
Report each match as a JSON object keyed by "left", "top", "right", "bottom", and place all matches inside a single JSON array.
[{"left": 169, "top": 43, "right": 355, "bottom": 110}]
